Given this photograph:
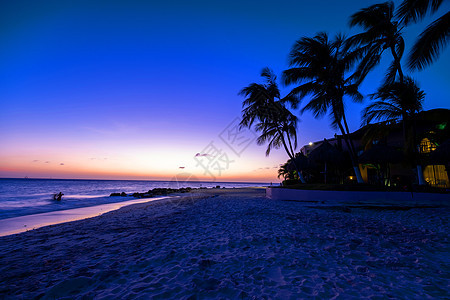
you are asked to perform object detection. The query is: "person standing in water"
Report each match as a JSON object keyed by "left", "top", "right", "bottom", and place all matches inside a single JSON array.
[{"left": 53, "top": 192, "right": 64, "bottom": 201}]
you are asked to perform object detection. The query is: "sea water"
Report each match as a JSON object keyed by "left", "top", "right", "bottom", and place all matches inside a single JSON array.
[{"left": 0, "top": 178, "right": 268, "bottom": 220}]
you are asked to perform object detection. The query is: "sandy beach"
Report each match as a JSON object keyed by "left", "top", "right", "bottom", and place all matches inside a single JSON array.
[{"left": 0, "top": 188, "right": 448, "bottom": 299}]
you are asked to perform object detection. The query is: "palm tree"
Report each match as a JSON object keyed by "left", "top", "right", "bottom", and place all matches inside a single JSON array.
[
  {"left": 349, "top": 1, "right": 405, "bottom": 84},
  {"left": 397, "top": 0, "right": 449, "bottom": 70},
  {"left": 362, "top": 76, "right": 424, "bottom": 154},
  {"left": 278, "top": 162, "right": 292, "bottom": 180},
  {"left": 362, "top": 76, "right": 426, "bottom": 184},
  {"left": 282, "top": 32, "right": 365, "bottom": 183},
  {"left": 362, "top": 77, "right": 425, "bottom": 126},
  {"left": 254, "top": 107, "right": 298, "bottom": 157},
  {"left": 239, "top": 68, "right": 306, "bottom": 183},
  {"left": 240, "top": 68, "right": 281, "bottom": 129}
]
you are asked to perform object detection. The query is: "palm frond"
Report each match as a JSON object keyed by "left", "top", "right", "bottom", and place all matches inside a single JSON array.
[
  {"left": 397, "top": 0, "right": 444, "bottom": 25},
  {"left": 349, "top": 2, "right": 395, "bottom": 30},
  {"left": 282, "top": 67, "right": 317, "bottom": 85},
  {"left": 261, "top": 67, "right": 276, "bottom": 84},
  {"left": 301, "top": 94, "right": 329, "bottom": 118},
  {"left": 285, "top": 82, "right": 321, "bottom": 100},
  {"left": 361, "top": 101, "right": 402, "bottom": 124},
  {"left": 342, "top": 44, "right": 369, "bottom": 71},
  {"left": 384, "top": 60, "right": 398, "bottom": 84},
  {"left": 280, "top": 93, "right": 301, "bottom": 109},
  {"left": 364, "top": 76, "right": 425, "bottom": 125},
  {"left": 345, "top": 84, "right": 364, "bottom": 103},
  {"left": 407, "top": 12, "right": 450, "bottom": 70},
  {"left": 350, "top": 45, "right": 383, "bottom": 84}
]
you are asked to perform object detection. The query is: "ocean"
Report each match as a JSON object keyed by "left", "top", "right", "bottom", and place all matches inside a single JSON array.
[{"left": 0, "top": 178, "right": 269, "bottom": 220}]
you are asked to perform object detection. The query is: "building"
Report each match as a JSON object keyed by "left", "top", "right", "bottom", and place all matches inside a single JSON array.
[{"left": 299, "top": 109, "right": 450, "bottom": 188}]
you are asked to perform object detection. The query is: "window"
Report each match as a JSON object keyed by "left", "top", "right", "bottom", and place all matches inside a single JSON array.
[{"left": 419, "top": 138, "right": 436, "bottom": 153}]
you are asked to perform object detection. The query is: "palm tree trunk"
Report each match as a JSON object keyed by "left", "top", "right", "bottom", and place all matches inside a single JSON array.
[
  {"left": 277, "top": 129, "right": 294, "bottom": 158},
  {"left": 402, "top": 112, "right": 408, "bottom": 146},
  {"left": 342, "top": 113, "right": 358, "bottom": 159},
  {"left": 402, "top": 114, "right": 425, "bottom": 185},
  {"left": 411, "top": 116, "right": 426, "bottom": 185},
  {"left": 286, "top": 132, "right": 296, "bottom": 160},
  {"left": 390, "top": 46, "right": 404, "bottom": 83},
  {"left": 336, "top": 98, "right": 364, "bottom": 184},
  {"left": 290, "top": 158, "right": 306, "bottom": 184},
  {"left": 278, "top": 129, "right": 306, "bottom": 183},
  {"left": 390, "top": 45, "right": 409, "bottom": 185},
  {"left": 337, "top": 121, "right": 364, "bottom": 183}
]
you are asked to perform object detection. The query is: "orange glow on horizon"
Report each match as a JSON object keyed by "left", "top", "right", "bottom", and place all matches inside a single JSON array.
[
  {"left": 0, "top": 166, "right": 278, "bottom": 183},
  {"left": 0, "top": 143, "right": 283, "bottom": 182}
]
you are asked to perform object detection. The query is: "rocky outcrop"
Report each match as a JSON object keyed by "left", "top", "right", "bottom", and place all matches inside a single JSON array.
[{"left": 111, "top": 187, "right": 193, "bottom": 198}]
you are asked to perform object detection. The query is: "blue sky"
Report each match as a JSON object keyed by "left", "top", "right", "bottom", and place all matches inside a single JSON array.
[{"left": 0, "top": 0, "right": 449, "bottom": 181}]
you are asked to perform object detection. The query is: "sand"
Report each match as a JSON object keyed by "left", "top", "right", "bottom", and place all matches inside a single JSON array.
[{"left": 0, "top": 188, "right": 448, "bottom": 299}]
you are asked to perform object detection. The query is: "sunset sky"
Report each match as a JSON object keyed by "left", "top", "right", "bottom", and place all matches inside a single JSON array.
[{"left": 1, "top": 0, "right": 449, "bottom": 182}]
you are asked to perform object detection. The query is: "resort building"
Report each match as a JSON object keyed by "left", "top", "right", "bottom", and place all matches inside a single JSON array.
[{"left": 299, "top": 109, "right": 450, "bottom": 188}]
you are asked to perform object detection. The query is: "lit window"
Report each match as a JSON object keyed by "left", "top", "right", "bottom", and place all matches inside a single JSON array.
[{"left": 419, "top": 138, "right": 436, "bottom": 153}]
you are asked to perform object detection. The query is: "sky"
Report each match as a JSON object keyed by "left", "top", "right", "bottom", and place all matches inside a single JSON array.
[{"left": 0, "top": 0, "right": 449, "bottom": 182}]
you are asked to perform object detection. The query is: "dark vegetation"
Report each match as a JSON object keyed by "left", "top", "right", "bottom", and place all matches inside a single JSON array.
[{"left": 239, "top": 0, "right": 449, "bottom": 189}]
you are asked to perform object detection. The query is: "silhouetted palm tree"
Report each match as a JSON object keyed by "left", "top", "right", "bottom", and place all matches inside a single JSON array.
[
  {"left": 239, "top": 68, "right": 306, "bottom": 183},
  {"left": 397, "top": 0, "right": 449, "bottom": 70},
  {"left": 362, "top": 76, "right": 426, "bottom": 184},
  {"left": 254, "top": 108, "right": 298, "bottom": 157},
  {"left": 362, "top": 77, "right": 425, "bottom": 126},
  {"left": 349, "top": 1, "right": 405, "bottom": 84},
  {"left": 278, "top": 162, "right": 292, "bottom": 180},
  {"left": 283, "top": 32, "right": 365, "bottom": 183},
  {"left": 240, "top": 67, "right": 281, "bottom": 129}
]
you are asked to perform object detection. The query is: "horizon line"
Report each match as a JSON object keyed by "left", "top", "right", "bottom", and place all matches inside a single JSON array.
[{"left": 0, "top": 177, "right": 272, "bottom": 184}]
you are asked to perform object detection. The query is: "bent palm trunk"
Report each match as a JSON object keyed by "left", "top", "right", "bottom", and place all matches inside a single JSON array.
[
  {"left": 279, "top": 130, "right": 306, "bottom": 184},
  {"left": 338, "top": 122, "right": 364, "bottom": 183}
]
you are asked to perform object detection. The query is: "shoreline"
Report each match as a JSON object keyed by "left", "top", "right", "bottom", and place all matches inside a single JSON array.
[
  {"left": 0, "top": 187, "right": 265, "bottom": 237},
  {"left": 0, "top": 180, "right": 270, "bottom": 220},
  {"left": 0, "top": 195, "right": 174, "bottom": 237},
  {"left": 0, "top": 188, "right": 448, "bottom": 298}
]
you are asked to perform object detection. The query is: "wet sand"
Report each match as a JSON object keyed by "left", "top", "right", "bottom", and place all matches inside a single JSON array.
[{"left": 0, "top": 196, "right": 171, "bottom": 237}]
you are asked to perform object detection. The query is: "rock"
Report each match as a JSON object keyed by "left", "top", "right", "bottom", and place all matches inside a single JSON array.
[{"left": 128, "top": 187, "right": 193, "bottom": 199}]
